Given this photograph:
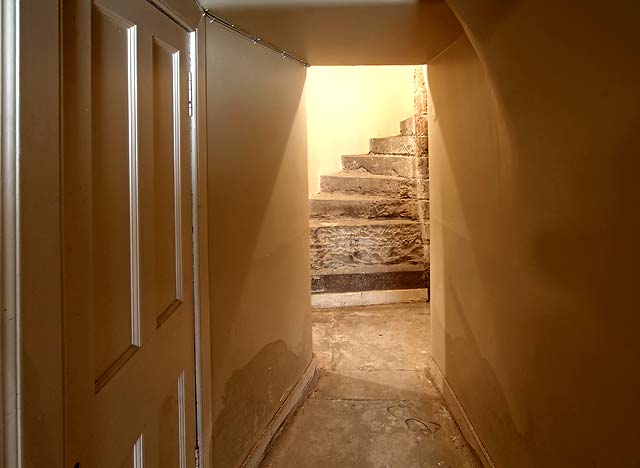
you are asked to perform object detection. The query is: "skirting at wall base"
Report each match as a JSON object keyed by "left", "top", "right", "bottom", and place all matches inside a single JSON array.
[
  {"left": 311, "top": 288, "right": 428, "bottom": 309},
  {"left": 240, "top": 357, "right": 318, "bottom": 468},
  {"left": 427, "top": 357, "right": 496, "bottom": 468}
]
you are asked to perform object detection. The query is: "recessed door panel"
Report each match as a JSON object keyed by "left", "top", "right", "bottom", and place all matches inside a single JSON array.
[
  {"left": 91, "top": 3, "right": 141, "bottom": 392},
  {"left": 158, "top": 371, "right": 187, "bottom": 468},
  {"left": 119, "top": 436, "right": 145, "bottom": 468},
  {"left": 152, "top": 37, "right": 183, "bottom": 328}
]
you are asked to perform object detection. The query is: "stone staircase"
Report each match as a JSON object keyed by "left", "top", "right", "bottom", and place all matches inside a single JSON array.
[{"left": 309, "top": 117, "right": 429, "bottom": 297}]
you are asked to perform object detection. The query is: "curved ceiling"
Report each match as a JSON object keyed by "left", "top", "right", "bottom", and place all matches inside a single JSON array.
[{"left": 200, "top": 0, "right": 464, "bottom": 65}]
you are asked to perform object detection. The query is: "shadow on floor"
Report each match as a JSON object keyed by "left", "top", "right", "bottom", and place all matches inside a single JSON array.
[{"left": 260, "top": 302, "right": 481, "bottom": 468}]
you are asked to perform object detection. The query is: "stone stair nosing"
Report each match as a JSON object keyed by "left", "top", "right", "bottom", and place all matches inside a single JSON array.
[
  {"left": 342, "top": 154, "right": 417, "bottom": 179},
  {"left": 309, "top": 193, "right": 418, "bottom": 220},
  {"left": 341, "top": 153, "right": 429, "bottom": 180},
  {"left": 319, "top": 172, "right": 417, "bottom": 199},
  {"left": 369, "top": 135, "right": 417, "bottom": 155}
]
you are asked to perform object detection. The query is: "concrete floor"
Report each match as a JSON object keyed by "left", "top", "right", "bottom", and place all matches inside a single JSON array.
[{"left": 261, "top": 302, "right": 481, "bottom": 468}]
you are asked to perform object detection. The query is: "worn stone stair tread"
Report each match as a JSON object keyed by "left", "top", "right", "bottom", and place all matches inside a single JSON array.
[
  {"left": 344, "top": 152, "right": 416, "bottom": 159},
  {"left": 325, "top": 171, "right": 408, "bottom": 181},
  {"left": 369, "top": 135, "right": 417, "bottom": 155},
  {"left": 342, "top": 154, "right": 425, "bottom": 179},
  {"left": 309, "top": 193, "right": 419, "bottom": 220},
  {"left": 310, "top": 193, "right": 400, "bottom": 202},
  {"left": 312, "top": 263, "right": 426, "bottom": 276},
  {"left": 310, "top": 218, "right": 419, "bottom": 228},
  {"left": 320, "top": 172, "right": 417, "bottom": 198}
]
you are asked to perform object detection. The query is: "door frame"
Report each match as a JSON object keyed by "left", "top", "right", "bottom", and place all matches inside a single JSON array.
[
  {"left": 3, "top": 1, "right": 211, "bottom": 466},
  {"left": 1, "top": 0, "right": 21, "bottom": 465}
]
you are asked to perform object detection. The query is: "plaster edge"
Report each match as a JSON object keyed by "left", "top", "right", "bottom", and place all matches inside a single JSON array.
[
  {"left": 239, "top": 356, "right": 318, "bottom": 468},
  {"left": 427, "top": 357, "right": 496, "bottom": 468}
]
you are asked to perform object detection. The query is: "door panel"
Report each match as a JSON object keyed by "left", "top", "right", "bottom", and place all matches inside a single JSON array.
[
  {"left": 151, "top": 37, "right": 184, "bottom": 328},
  {"left": 91, "top": 4, "right": 141, "bottom": 391},
  {"left": 62, "top": 0, "right": 195, "bottom": 466}
]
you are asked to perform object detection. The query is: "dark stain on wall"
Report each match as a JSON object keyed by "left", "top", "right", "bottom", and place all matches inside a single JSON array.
[{"left": 213, "top": 340, "right": 306, "bottom": 468}]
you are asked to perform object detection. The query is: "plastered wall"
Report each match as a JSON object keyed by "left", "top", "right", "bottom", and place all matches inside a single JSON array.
[
  {"left": 428, "top": 1, "right": 640, "bottom": 466},
  {"left": 205, "top": 23, "right": 313, "bottom": 468},
  {"left": 305, "top": 66, "right": 414, "bottom": 195}
]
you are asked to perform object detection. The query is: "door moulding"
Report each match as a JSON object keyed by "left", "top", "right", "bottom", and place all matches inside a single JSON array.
[
  {"left": 146, "top": 0, "right": 201, "bottom": 32},
  {"left": 1, "top": 0, "right": 21, "bottom": 465}
]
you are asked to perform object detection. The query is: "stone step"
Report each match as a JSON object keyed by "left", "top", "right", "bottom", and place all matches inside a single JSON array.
[
  {"left": 342, "top": 154, "right": 415, "bottom": 178},
  {"left": 319, "top": 172, "right": 416, "bottom": 198},
  {"left": 342, "top": 154, "right": 429, "bottom": 179},
  {"left": 309, "top": 193, "right": 418, "bottom": 220},
  {"left": 400, "top": 117, "right": 414, "bottom": 136},
  {"left": 311, "top": 264, "right": 427, "bottom": 294},
  {"left": 309, "top": 218, "right": 425, "bottom": 271},
  {"left": 369, "top": 135, "right": 416, "bottom": 155}
]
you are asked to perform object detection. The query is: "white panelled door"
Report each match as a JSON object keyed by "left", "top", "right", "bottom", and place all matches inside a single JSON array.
[{"left": 62, "top": 0, "right": 195, "bottom": 466}]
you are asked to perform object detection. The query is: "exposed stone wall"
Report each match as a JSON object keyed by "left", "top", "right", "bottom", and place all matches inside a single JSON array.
[
  {"left": 414, "top": 66, "right": 430, "bottom": 276},
  {"left": 414, "top": 66, "right": 429, "bottom": 158}
]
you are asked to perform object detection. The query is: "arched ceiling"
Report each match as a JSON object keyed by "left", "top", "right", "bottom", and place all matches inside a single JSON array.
[{"left": 199, "top": 0, "right": 464, "bottom": 65}]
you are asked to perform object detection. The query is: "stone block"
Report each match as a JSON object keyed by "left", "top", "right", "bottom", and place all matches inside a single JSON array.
[
  {"left": 417, "top": 199, "right": 430, "bottom": 221},
  {"left": 309, "top": 194, "right": 418, "bottom": 220},
  {"left": 416, "top": 136, "right": 429, "bottom": 155},
  {"left": 320, "top": 173, "right": 416, "bottom": 198},
  {"left": 342, "top": 154, "right": 417, "bottom": 178},
  {"left": 399, "top": 117, "right": 414, "bottom": 136},
  {"left": 417, "top": 157, "right": 429, "bottom": 179},
  {"left": 369, "top": 136, "right": 416, "bottom": 155},
  {"left": 415, "top": 116, "right": 428, "bottom": 137},
  {"left": 309, "top": 219, "right": 424, "bottom": 270},
  {"left": 416, "top": 178, "right": 430, "bottom": 200}
]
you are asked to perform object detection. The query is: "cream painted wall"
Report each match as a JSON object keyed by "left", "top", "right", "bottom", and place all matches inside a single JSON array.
[
  {"left": 206, "top": 23, "right": 313, "bottom": 468},
  {"left": 428, "top": 1, "right": 640, "bottom": 466},
  {"left": 305, "top": 66, "right": 414, "bottom": 195}
]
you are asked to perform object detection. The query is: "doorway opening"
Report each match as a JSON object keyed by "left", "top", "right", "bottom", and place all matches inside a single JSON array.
[
  {"left": 307, "top": 65, "right": 430, "bottom": 309},
  {"left": 255, "top": 66, "right": 480, "bottom": 467}
]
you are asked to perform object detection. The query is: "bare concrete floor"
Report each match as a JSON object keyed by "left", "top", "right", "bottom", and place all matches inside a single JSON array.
[{"left": 261, "top": 302, "right": 481, "bottom": 468}]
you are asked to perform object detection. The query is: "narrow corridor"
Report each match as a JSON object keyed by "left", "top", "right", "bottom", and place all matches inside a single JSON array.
[{"left": 261, "top": 303, "right": 480, "bottom": 468}]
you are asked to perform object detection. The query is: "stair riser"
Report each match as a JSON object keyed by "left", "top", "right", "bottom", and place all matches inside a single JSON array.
[
  {"left": 369, "top": 136, "right": 416, "bottom": 155},
  {"left": 320, "top": 175, "right": 416, "bottom": 198},
  {"left": 310, "top": 223, "right": 424, "bottom": 270},
  {"left": 309, "top": 198, "right": 418, "bottom": 220},
  {"left": 311, "top": 269, "right": 426, "bottom": 293},
  {"left": 342, "top": 155, "right": 429, "bottom": 180},
  {"left": 342, "top": 155, "right": 417, "bottom": 178}
]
